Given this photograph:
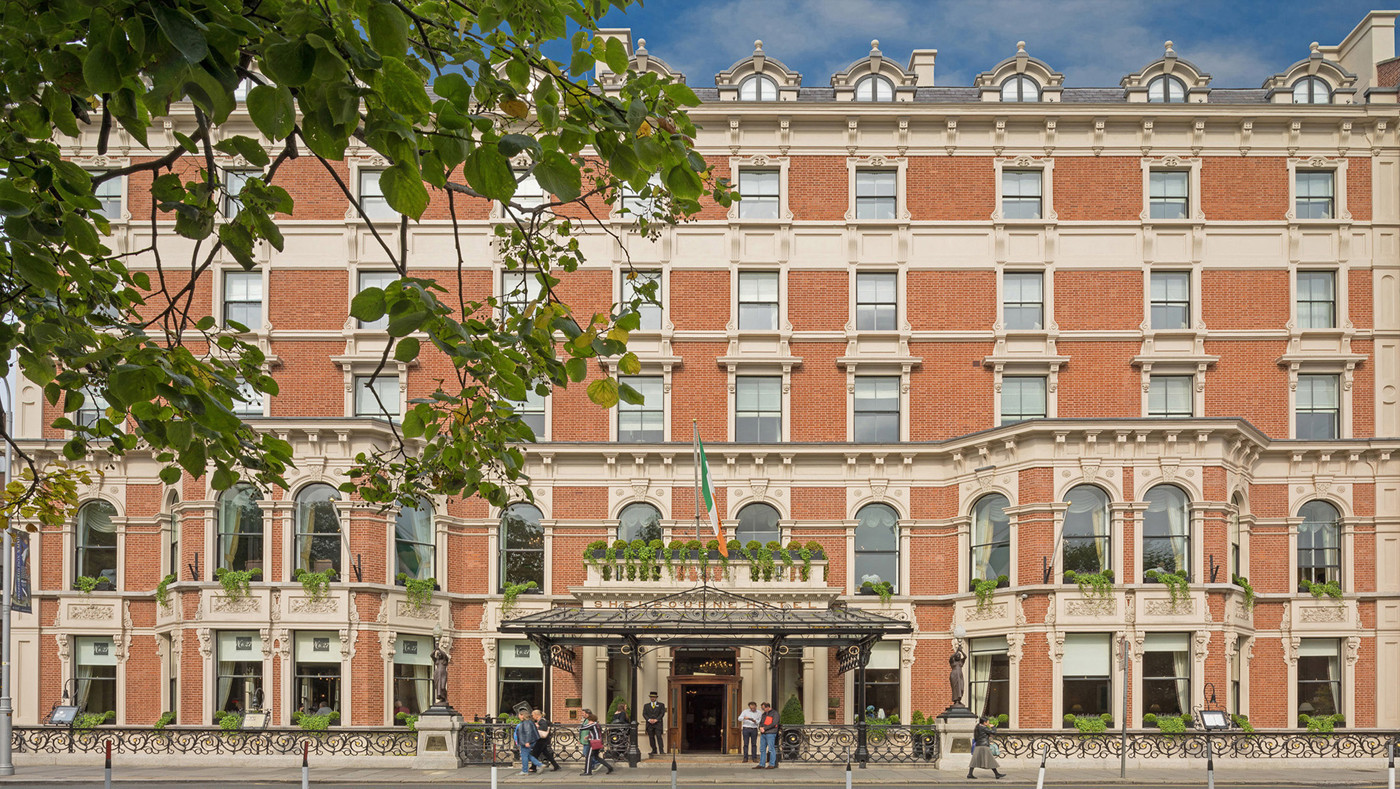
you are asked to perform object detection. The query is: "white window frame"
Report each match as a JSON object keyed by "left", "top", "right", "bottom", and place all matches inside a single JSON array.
[
  {"left": 88, "top": 170, "right": 125, "bottom": 221},
  {"left": 731, "top": 373, "right": 787, "bottom": 443},
  {"left": 221, "top": 168, "right": 260, "bottom": 218},
  {"left": 1140, "top": 156, "right": 1202, "bottom": 223},
  {"left": 999, "top": 375, "right": 1048, "bottom": 425},
  {"left": 1293, "top": 372, "right": 1342, "bottom": 440},
  {"left": 1295, "top": 270, "right": 1338, "bottom": 330},
  {"left": 992, "top": 158, "right": 1056, "bottom": 222},
  {"left": 617, "top": 374, "right": 665, "bottom": 443},
  {"left": 354, "top": 374, "right": 402, "bottom": 419},
  {"left": 853, "top": 271, "right": 899, "bottom": 332},
  {"left": 511, "top": 385, "right": 549, "bottom": 441},
  {"left": 736, "top": 270, "right": 781, "bottom": 332},
  {"left": 1001, "top": 270, "right": 1044, "bottom": 332},
  {"left": 851, "top": 375, "right": 902, "bottom": 443},
  {"left": 357, "top": 168, "right": 396, "bottom": 222},
  {"left": 1287, "top": 158, "right": 1349, "bottom": 222},
  {"left": 845, "top": 157, "right": 908, "bottom": 222},
  {"left": 356, "top": 270, "right": 397, "bottom": 331},
  {"left": 728, "top": 156, "right": 791, "bottom": 222},
  {"left": 500, "top": 269, "right": 545, "bottom": 319},
  {"left": 1147, "top": 375, "right": 1195, "bottom": 419},
  {"left": 222, "top": 270, "right": 263, "bottom": 331},
  {"left": 232, "top": 377, "right": 267, "bottom": 417},
  {"left": 509, "top": 170, "right": 546, "bottom": 211},
  {"left": 1148, "top": 270, "right": 1193, "bottom": 331},
  {"left": 621, "top": 270, "right": 663, "bottom": 332}
]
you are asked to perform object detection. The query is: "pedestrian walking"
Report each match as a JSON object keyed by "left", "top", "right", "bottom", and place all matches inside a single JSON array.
[
  {"left": 579, "top": 709, "right": 615, "bottom": 776},
  {"left": 513, "top": 713, "right": 545, "bottom": 775},
  {"left": 530, "top": 709, "right": 560, "bottom": 772},
  {"left": 754, "top": 701, "right": 778, "bottom": 769},
  {"left": 737, "top": 701, "right": 761, "bottom": 763},
  {"left": 966, "top": 714, "right": 1005, "bottom": 780}
]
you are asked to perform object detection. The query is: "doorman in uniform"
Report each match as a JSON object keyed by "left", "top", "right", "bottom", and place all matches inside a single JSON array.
[{"left": 643, "top": 691, "right": 667, "bottom": 756}]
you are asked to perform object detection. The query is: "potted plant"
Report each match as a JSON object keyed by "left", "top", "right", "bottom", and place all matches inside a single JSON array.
[
  {"left": 1144, "top": 568, "right": 1190, "bottom": 605},
  {"left": 293, "top": 566, "right": 336, "bottom": 602},
  {"left": 214, "top": 566, "right": 261, "bottom": 601},
  {"left": 858, "top": 580, "right": 894, "bottom": 603},
  {"left": 1063, "top": 569, "right": 1113, "bottom": 599},
  {"left": 1063, "top": 713, "right": 1113, "bottom": 734},
  {"left": 501, "top": 580, "right": 538, "bottom": 615},
  {"left": 1143, "top": 712, "right": 1192, "bottom": 733},
  {"left": 396, "top": 573, "right": 437, "bottom": 609},
  {"left": 155, "top": 573, "right": 177, "bottom": 609},
  {"left": 970, "top": 575, "right": 1010, "bottom": 611},
  {"left": 1299, "top": 579, "right": 1343, "bottom": 600},
  {"left": 1231, "top": 574, "right": 1257, "bottom": 611},
  {"left": 74, "top": 575, "right": 115, "bottom": 594}
]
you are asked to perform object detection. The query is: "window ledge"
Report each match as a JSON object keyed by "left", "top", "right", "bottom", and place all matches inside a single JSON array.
[{"left": 1141, "top": 218, "right": 1203, "bottom": 227}]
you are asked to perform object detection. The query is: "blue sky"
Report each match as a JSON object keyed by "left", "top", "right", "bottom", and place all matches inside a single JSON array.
[{"left": 595, "top": 1, "right": 1393, "bottom": 88}]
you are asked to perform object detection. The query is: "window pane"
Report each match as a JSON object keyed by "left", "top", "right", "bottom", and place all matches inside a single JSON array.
[
  {"left": 855, "top": 170, "right": 897, "bottom": 218},
  {"left": 295, "top": 485, "right": 341, "bottom": 575},
  {"left": 1296, "top": 374, "right": 1339, "bottom": 439},
  {"left": 618, "top": 503, "right": 663, "bottom": 543},
  {"left": 738, "top": 170, "right": 780, "bottom": 219},
  {"left": 1297, "top": 271, "right": 1336, "bottom": 329},
  {"left": 1148, "top": 376, "right": 1193, "bottom": 418},
  {"left": 1150, "top": 272, "right": 1190, "bottom": 330},
  {"left": 734, "top": 503, "right": 780, "bottom": 544},
  {"left": 854, "top": 503, "right": 899, "bottom": 591},
  {"left": 1296, "top": 172, "right": 1335, "bottom": 219},
  {"left": 854, "top": 377, "right": 900, "bottom": 442},
  {"left": 222, "top": 169, "right": 258, "bottom": 218},
  {"left": 88, "top": 171, "right": 123, "bottom": 219},
  {"left": 618, "top": 375, "right": 664, "bottom": 442},
  {"left": 223, "top": 271, "right": 262, "bottom": 329},
  {"left": 359, "top": 170, "right": 396, "bottom": 221},
  {"left": 855, "top": 75, "right": 893, "bottom": 102},
  {"left": 356, "top": 271, "right": 397, "bottom": 330},
  {"left": 622, "top": 271, "right": 662, "bottom": 331},
  {"left": 1003, "top": 272, "right": 1043, "bottom": 330},
  {"left": 512, "top": 172, "right": 545, "bottom": 209},
  {"left": 1063, "top": 486, "right": 1109, "bottom": 575},
  {"left": 856, "top": 272, "right": 897, "bottom": 331},
  {"left": 738, "top": 272, "right": 779, "bottom": 330},
  {"left": 354, "top": 375, "right": 400, "bottom": 418},
  {"left": 971, "top": 494, "right": 1011, "bottom": 582},
  {"left": 735, "top": 377, "right": 782, "bottom": 442},
  {"left": 500, "top": 503, "right": 544, "bottom": 589},
  {"left": 1001, "top": 376, "right": 1046, "bottom": 424},
  {"left": 739, "top": 75, "right": 777, "bottom": 101}
]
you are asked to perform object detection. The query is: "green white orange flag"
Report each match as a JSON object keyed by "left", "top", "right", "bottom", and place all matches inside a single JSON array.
[{"left": 699, "top": 437, "right": 727, "bottom": 556}]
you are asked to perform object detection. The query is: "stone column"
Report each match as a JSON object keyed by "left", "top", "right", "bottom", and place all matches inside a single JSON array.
[{"left": 801, "top": 650, "right": 818, "bottom": 723}]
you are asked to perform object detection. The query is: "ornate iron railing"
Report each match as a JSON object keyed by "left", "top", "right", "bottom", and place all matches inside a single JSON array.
[
  {"left": 994, "top": 730, "right": 1400, "bottom": 759},
  {"left": 12, "top": 726, "right": 417, "bottom": 756},
  {"left": 457, "top": 722, "right": 631, "bottom": 765},
  {"left": 778, "top": 725, "right": 939, "bottom": 764}
]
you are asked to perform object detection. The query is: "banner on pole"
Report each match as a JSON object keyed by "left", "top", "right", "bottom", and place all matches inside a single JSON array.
[{"left": 12, "top": 532, "right": 30, "bottom": 614}]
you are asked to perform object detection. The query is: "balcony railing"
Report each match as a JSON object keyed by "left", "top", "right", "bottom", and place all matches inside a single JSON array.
[{"left": 582, "top": 546, "right": 828, "bottom": 587}]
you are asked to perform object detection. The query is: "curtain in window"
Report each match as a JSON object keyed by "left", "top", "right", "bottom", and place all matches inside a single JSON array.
[
  {"left": 77, "top": 501, "right": 118, "bottom": 582},
  {"left": 971, "top": 495, "right": 1010, "bottom": 581},
  {"left": 970, "top": 653, "right": 993, "bottom": 716},
  {"left": 219, "top": 485, "right": 261, "bottom": 569},
  {"left": 1173, "top": 648, "right": 1190, "bottom": 715},
  {"left": 217, "top": 666, "right": 234, "bottom": 713},
  {"left": 1145, "top": 486, "right": 1188, "bottom": 574},
  {"left": 76, "top": 664, "right": 95, "bottom": 710},
  {"left": 394, "top": 501, "right": 434, "bottom": 580},
  {"left": 1064, "top": 486, "right": 1109, "bottom": 572},
  {"left": 296, "top": 485, "right": 342, "bottom": 573}
]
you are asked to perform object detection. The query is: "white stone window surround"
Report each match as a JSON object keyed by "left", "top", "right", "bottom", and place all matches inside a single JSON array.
[
  {"left": 848, "top": 267, "right": 907, "bottom": 335},
  {"left": 344, "top": 155, "right": 399, "bottom": 223},
  {"left": 1283, "top": 361, "right": 1355, "bottom": 439},
  {"left": 1047, "top": 478, "right": 1134, "bottom": 583},
  {"left": 1286, "top": 156, "right": 1350, "bottom": 223},
  {"left": 1128, "top": 629, "right": 1212, "bottom": 728},
  {"left": 1130, "top": 474, "right": 1207, "bottom": 584},
  {"left": 211, "top": 264, "right": 272, "bottom": 336},
  {"left": 333, "top": 358, "right": 410, "bottom": 419},
  {"left": 714, "top": 40, "right": 802, "bottom": 102},
  {"left": 842, "top": 501, "right": 909, "bottom": 594},
  {"left": 1139, "top": 262, "right": 1205, "bottom": 333},
  {"left": 1139, "top": 156, "right": 1205, "bottom": 223},
  {"left": 486, "top": 498, "right": 555, "bottom": 596},
  {"left": 71, "top": 155, "right": 132, "bottom": 223},
  {"left": 1050, "top": 630, "right": 1125, "bottom": 728},
  {"left": 956, "top": 486, "right": 1021, "bottom": 592},
  {"left": 728, "top": 155, "right": 792, "bottom": 222},
  {"left": 1282, "top": 634, "right": 1359, "bottom": 729},
  {"left": 728, "top": 263, "right": 790, "bottom": 335},
  {"left": 1135, "top": 360, "right": 1210, "bottom": 420},
  {"left": 380, "top": 497, "right": 446, "bottom": 586},
  {"left": 63, "top": 495, "right": 127, "bottom": 593},
  {"left": 991, "top": 156, "right": 1057, "bottom": 223},
  {"left": 618, "top": 268, "right": 668, "bottom": 333},
  {"left": 973, "top": 42, "right": 1065, "bottom": 103},
  {"left": 1290, "top": 265, "right": 1348, "bottom": 332},
  {"left": 840, "top": 366, "right": 913, "bottom": 442},
  {"left": 844, "top": 156, "right": 909, "bottom": 223},
  {"left": 723, "top": 363, "right": 796, "bottom": 443},
  {"left": 201, "top": 487, "right": 275, "bottom": 579},
  {"left": 599, "top": 361, "right": 676, "bottom": 443},
  {"left": 1282, "top": 491, "right": 1356, "bottom": 595},
  {"left": 278, "top": 479, "right": 356, "bottom": 586},
  {"left": 988, "top": 360, "right": 1061, "bottom": 425},
  {"left": 1121, "top": 43, "right": 1213, "bottom": 104},
  {"left": 994, "top": 263, "right": 1056, "bottom": 334}
]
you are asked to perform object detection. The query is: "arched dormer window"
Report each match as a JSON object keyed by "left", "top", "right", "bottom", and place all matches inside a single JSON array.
[
  {"left": 618, "top": 502, "right": 662, "bottom": 543},
  {"left": 739, "top": 74, "right": 778, "bottom": 101},
  {"left": 1147, "top": 75, "right": 1187, "bottom": 103},
  {"left": 1000, "top": 74, "right": 1039, "bottom": 102},
  {"left": 734, "top": 502, "right": 780, "bottom": 545},
  {"left": 1292, "top": 76, "right": 1331, "bottom": 104},
  {"left": 854, "top": 74, "right": 894, "bottom": 101}
]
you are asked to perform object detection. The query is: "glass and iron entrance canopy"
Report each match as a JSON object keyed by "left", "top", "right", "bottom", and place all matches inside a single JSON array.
[{"left": 499, "top": 584, "right": 912, "bottom": 657}]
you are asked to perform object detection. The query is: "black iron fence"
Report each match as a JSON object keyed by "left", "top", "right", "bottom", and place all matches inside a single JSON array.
[
  {"left": 779, "top": 724, "right": 940, "bottom": 764},
  {"left": 12, "top": 726, "right": 417, "bottom": 756},
  {"left": 457, "top": 721, "right": 631, "bottom": 765},
  {"left": 994, "top": 729, "right": 1400, "bottom": 759}
]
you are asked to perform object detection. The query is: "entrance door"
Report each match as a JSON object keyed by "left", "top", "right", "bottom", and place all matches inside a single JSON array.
[{"left": 680, "top": 684, "right": 725, "bottom": 752}]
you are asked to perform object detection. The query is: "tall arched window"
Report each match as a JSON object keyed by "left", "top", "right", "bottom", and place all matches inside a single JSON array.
[
  {"left": 618, "top": 502, "right": 662, "bottom": 543},
  {"left": 1229, "top": 493, "right": 1245, "bottom": 577},
  {"left": 971, "top": 495, "right": 1011, "bottom": 584},
  {"left": 1062, "top": 486, "right": 1110, "bottom": 575},
  {"left": 1292, "top": 76, "right": 1331, "bottom": 105},
  {"left": 1143, "top": 485, "right": 1190, "bottom": 579},
  {"left": 500, "top": 503, "right": 544, "bottom": 590},
  {"left": 1298, "top": 500, "right": 1341, "bottom": 587},
  {"left": 734, "top": 502, "right": 781, "bottom": 545},
  {"left": 218, "top": 484, "right": 264, "bottom": 574},
  {"left": 395, "top": 499, "right": 435, "bottom": 581},
  {"left": 75, "top": 500, "right": 117, "bottom": 586},
  {"left": 739, "top": 74, "right": 778, "bottom": 101},
  {"left": 854, "top": 504, "right": 899, "bottom": 592},
  {"left": 855, "top": 74, "right": 894, "bottom": 101},
  {"left": 1147, "top": 75, "right": 1187, "bottom": 103},
  {"left": 1000, "top": 74, "right": 1040, "bottom": 102},
  {"left": 295, "top": 484, "right": 341, "bottom": 575}
]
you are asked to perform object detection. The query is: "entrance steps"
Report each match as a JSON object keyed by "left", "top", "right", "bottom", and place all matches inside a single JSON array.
[{"left": 643, "top": 753, "right": 743, "bottom": 764}]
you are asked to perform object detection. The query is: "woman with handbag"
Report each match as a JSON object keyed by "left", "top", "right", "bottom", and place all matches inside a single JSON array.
[
  {"left": 966, "top": 714, "right": 1005, "bottom": 780},
  {"left": 579, "top": 709, "right": 615, "bottom": 776}
]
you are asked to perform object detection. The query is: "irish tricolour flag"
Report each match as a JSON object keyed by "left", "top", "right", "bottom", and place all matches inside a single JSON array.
[{"left": 698, "top": 437, "right": 728, "bottom": 557}]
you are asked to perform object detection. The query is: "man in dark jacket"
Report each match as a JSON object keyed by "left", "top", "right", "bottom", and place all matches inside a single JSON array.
[
  {"left": 514, "top": 714, "right": 543, "bottom": 775},
  {"left": 642, "top": 691, "right": 667, "bottom": 756},
  {"left": 530, "top": 709, "right": 560, "bottom": 771}
]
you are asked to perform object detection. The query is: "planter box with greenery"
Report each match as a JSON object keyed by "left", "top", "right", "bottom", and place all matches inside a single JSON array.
[
  {"left": 1299, "top": 579, "right": 1343, "bottom": 600},
  {"left": 1143, "top": 712, "right": 1192, "bottom": 733},
  {"left": 1063, "top": 713, "right": 1113, "bottom": 733},
  {"left": 584, "top": 539, "right": 826, "bottom": 582},
  {"left": 857, "top": 580, "right": 894, "bottom": 603},
  {"left": 74, "top": 576, "right": 115, "bottom": 594},
  {"left": 1063, "top": 569, "right": 1113, "bottom": 599}
]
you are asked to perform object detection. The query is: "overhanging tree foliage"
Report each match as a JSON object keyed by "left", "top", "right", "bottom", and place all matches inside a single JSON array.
[{"left": 0, "top": 0, "right": 730, "bottom": 520}]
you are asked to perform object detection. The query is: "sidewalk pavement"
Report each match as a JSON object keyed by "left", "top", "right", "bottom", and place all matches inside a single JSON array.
[{"left": 0, "top": 759, "right": 1390, "bottom": 785}]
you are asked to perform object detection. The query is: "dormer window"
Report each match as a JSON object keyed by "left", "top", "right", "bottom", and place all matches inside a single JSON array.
[
  {"left": 1000, "top": 75, "right": 1040, "bottom": 102},
  {"left": 1147, "top": 75, "right": 1187, "bottom": 103},
  {"left": 1292, "top": 76, "right": 1331, "bottom": 104},
  {"left": 854, "top": 75, "right": 894, "bottom": 102},
  {"left": 739, "top": 75, "right": 778, "bottom": 101}
]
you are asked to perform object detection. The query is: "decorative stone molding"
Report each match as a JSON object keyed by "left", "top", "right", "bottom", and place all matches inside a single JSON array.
[
  {"left": 1300, "top": 605, "right": 1347, "bottom": 623},
  {"left": 55, "top": 634, "right": 70, "bottom": 662},
  {"left": 1284, "top": 635, "right": 1301, "bottom": 666},
  {"left": 1346, "top": 636, "right": 1361, "bottom": 666},
  {"left": 1006, "top": 633, "right": 1024, "bottom": 665},
  {"left": 966, "top": 603, "right": 1007, "bottom": 622},
  {"left": 1193, "top": 630, "right": 1210, "bottom": 663},
  {"left": 259, "top": 628, "right": 273, "bottom": 660},
  {"left": 211, "top": 595, "right": 260, "bottom": 614},
  {"left": 380, "top": 630, "right": 397, "bottom": 662},
  {"left": 197, "top": 628, "right": 213, "bottom": 660},
  {"left": 1146, "top": 598, "right": 1194, "bottom": 616},
  {"left": 376, "top": 592, "right": 390, "bottom": 624},
  {"left": 290, "top": 597, "right": 337, "bottom": 615},
  {"left": 1050, "top": 631, "right": 1065, "bottom": 663},
  {"left": 68, "top": 603, "right": 117, "bottom": 621},
  {"left": 1066, "top": 598, "right": 1116, "bottom": 617},
  {"left": 396, "top": 600, "right": 441, "bottom": 620}
]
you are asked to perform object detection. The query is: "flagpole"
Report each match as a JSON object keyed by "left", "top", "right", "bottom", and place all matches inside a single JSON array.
[{"left": 692, "top": 419, "right": 700, "bottom": 543}]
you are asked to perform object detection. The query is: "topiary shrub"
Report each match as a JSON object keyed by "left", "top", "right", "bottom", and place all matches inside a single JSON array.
[{"left": 779, "top": 694, "right": 804, "bottom": 725}]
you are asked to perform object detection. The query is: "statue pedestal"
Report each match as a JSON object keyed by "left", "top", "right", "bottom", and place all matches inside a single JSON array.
[
  {"left": 412, "top": 711, "right": 463, "bottom": 769},
  {"left": 935, "top": 706, "right": 978, "bottom": 772}
]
